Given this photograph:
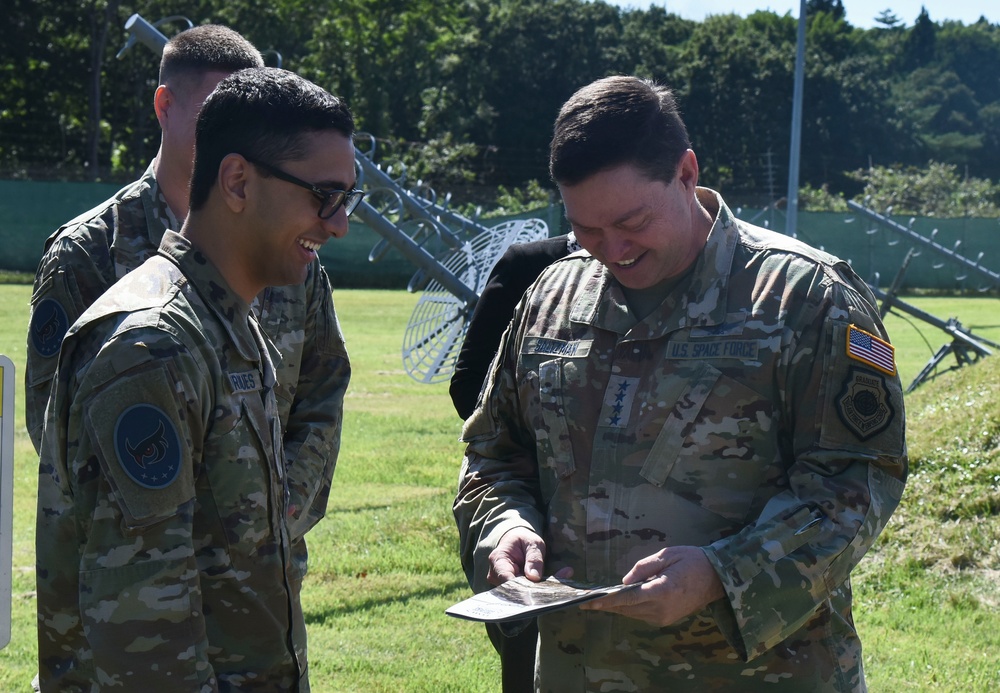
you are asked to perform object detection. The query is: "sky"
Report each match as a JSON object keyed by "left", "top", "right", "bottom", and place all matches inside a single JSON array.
[{"left": 604, "top": 0, "right": 992, "bottom": 29}]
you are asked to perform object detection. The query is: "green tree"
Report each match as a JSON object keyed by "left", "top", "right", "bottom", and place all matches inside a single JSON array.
[
  {"left": 874, "top": 9, "right": 903, "bottom": 29},
  {"left": 901, "top": 6, "right": 937, "bottom": 69},
  {"left": 619, "top": 7, "right": 696, "bottom": 82},
  {"left": 299, "top": 0, "right": 466, "bottom": 141},
  {"left": 800, "top": 13, "right": 908, "bottom": 190},
  {"left": 848, "top": 161, "right": 1000, "bottom": 217},
  {"left": 807, "top": 0, "right": 845, "bottom": 23},
  {"left": 3, "top": 0, "right": 999, "bottom": 207},
  {"left": 673, "top": 12, "right": 798, "bottom": 199},
  {"left": 465, "top": 0, "right": 631, "bottom": 185},
  {"left": 896, "top": 68, "right": 983, "bottom": 166}
]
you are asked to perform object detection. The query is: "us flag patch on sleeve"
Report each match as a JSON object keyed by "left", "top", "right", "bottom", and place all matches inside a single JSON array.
[{"left": 846, "top": 324, "right": 896, "bottom": 376}]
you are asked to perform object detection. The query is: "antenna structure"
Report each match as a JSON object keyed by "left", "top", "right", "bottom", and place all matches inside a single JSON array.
[{"left": 118, "top": 14, "right": 550, "bottom": 384}]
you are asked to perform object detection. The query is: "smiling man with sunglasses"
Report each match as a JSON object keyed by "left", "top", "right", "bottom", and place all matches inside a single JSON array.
[
  {"left": 29, "top": 28, "right": 354, "bottom": 688},
  {"left": 35, "top": 67, "right": 357, "bottom": 691}
]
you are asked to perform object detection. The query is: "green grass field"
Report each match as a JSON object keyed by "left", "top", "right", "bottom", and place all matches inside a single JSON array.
[{"left": 2, "top": 286, "right": 999, "bottom": 691}]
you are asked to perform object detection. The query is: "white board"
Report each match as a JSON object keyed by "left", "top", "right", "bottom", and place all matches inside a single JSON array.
[{"left": 0, "top": 355, "right": 14, "bottom": 649}]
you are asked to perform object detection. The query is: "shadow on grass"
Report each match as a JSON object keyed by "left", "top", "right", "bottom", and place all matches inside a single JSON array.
[{"left": 304, "top": 577, "right": 470, "bottom": 626}]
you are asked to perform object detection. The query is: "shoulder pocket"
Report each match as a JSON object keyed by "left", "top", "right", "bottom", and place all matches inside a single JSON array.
[
  {"left": 27, "top": 271, "right": 82, "bottom": 381},
  {"left": 85, "top": 361, "right": 196, "bottom": 530}
]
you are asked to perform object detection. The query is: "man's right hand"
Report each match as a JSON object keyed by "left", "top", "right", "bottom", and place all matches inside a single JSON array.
[{"left": 486, "top": 527, "right": 547, "bottom": 585}]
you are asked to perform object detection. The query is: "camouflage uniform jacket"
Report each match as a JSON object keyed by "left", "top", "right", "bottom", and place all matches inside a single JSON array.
[
  {"left": 26, "top": 162, "right": 350, "bottom": 542},
  {"left": 37, "top": 231, "right": 307, "bottom": 691},
  {"left": 455, "top": 188, "right": 908, "bottom": 692}
]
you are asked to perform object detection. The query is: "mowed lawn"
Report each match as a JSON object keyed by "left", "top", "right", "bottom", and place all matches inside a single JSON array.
[{"left": 1, "top": 285, "right": 999, "bottom": 691}]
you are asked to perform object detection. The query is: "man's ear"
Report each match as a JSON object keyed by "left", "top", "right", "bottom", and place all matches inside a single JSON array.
[
  {"left": 676, "top": 149, "right": 700, "bottom": 192},
  {"left": 217, "top": 154, "right": 250, "bottom": 214},
  {"left": 153, "top": 84, "right": 172, "bottom": 131}
]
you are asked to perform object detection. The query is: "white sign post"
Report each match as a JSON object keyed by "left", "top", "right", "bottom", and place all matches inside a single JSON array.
[{"left": 0, "top": 355, "right": 14, "bottom": 649}]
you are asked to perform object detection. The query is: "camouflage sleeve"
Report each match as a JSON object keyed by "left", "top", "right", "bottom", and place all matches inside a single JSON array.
[
  {"left": 454, "top": 300, "right": 545, "bottom": 594},
  {"left": 26, "top": 218, "right": 116, "bottom": 451},
  {"left": 282, "top": 262, "right": 351, "bottom": 541},
  {"left": 702, "top": 275, "right": 907, "bottom": 661},
  {"left": 38, "top": 327, "right": 217, "bottom": 688}
]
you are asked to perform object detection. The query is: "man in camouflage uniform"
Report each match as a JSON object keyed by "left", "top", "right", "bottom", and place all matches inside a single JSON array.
[
  {"left": 35, "top": 67, "right": 361, "bottom": 690},
  {"left": 26, "top": 25, "right": 350, "bottom": 553},
  {"left": 454, "top": 76, "right": 907, "bottom": 691}
]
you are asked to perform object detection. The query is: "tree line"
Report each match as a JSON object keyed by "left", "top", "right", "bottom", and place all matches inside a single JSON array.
[{"left": 2, "top": 0, "right": 998, "bottom": 213}]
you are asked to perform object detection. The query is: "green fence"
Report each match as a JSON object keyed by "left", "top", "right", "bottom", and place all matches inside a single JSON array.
[
  {"left": 1, "top": 179, "right": 123, "bottom": 277},
  {"left": 739, "top": 207, "right": 1000, "bottom": 291},
  {"left": 2, "top": 180, "right": 998, "bottom": 290}
]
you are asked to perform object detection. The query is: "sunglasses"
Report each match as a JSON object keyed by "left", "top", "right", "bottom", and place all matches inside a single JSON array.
[{"left": 245, "top": 157, "right": 365, "bottom": 219}]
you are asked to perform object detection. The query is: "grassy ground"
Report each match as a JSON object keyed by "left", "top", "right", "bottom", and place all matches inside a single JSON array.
[{"left": 1, "top": 286, "right": 999, "bottom": 690}]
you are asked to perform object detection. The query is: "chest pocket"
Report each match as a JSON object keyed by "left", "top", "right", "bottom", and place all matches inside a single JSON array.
[
  {"left": 640, "top": 362, "right": 777, "bottom": 525},
  {"left": 524, "top": 359, "right": 577, "bottom": 503},
  {"left": 201, "top": 396, "right": 276, "bottom": 573}
]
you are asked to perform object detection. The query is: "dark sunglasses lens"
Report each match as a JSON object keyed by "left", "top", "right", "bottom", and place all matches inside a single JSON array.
[
  {"left": 344, "top": 191, "right": 365, "bottom": 216},
  {"left": 318, "top": 192, "right": 347, "bottom": 219}
]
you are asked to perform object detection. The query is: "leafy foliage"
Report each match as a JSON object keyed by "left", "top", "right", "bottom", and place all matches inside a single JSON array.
[
  {"left": 848, "top": 161, "right": 1000, "bottom": 217},
  {"left": 1, "top": 0, "right": 998, "bottom": 210}
]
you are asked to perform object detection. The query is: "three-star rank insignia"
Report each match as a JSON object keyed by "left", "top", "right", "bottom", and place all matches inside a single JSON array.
[{"left": 836, "top": 367, "right": 895, "bottom": 440}]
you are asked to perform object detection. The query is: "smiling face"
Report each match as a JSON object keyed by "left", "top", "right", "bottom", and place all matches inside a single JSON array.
[
  {"left": 242, "top": 129, "right": 357, "bottom": 291},
  {"left": 558, "top": 152, "right": 710, "bottom": 290}
]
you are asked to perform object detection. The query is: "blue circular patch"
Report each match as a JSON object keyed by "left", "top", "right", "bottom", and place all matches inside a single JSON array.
[
  {"left": 30, "top": 298, "right": 70, "bottom": 358},
  {"left": 114, "top": 404, "right": 183, "bottom": 489}
]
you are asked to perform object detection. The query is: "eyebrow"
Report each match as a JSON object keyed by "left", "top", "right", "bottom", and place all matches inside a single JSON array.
[
  {"left": 314, "top": 178, "right": 356, "bottom": 191},
  {"left": 565, "top": 204, "right": 646, "bottom": 230}
]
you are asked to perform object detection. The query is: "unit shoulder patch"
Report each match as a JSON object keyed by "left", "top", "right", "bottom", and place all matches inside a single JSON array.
[
  {"left": 113, "top": 404, "right": 183, "bottom": 489},
  {"left": 835, "top": 368, "right": 896, "bottom": 440},
  {"left": 30, "top": 297, "right": 70, "bottom": 358}
]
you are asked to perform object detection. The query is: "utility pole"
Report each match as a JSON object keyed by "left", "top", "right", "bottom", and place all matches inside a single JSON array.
[
  {"left": 785, "top": 0, "right": 807, "bottom": 238},
  {"left": 764, "top": 149, "right": 777, "bottom": 229}
]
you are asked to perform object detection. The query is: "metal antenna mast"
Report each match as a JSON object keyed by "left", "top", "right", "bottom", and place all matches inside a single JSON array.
[{"left": 118, "top": 14, "right": 549, "bottom": 384}]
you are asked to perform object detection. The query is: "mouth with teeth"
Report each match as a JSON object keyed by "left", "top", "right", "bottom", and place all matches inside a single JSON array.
[
  {"left": 616, "top": 257, "right": 637, "bottom": 267},
  {"left": 298, "top": 238, "right": 322, "bottom": 255}
]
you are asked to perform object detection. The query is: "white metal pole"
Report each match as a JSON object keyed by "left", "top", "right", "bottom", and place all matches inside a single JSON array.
[{"left": 786, "top": 0, "right": 807, "bottom": 237}]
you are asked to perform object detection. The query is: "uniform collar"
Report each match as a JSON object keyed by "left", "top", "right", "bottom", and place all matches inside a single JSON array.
[
  {"left": 108, "top": 161, "right": 180, "bottom": 275},
  {"left": 156, "top": 230, "right": 260, "bottom": 363},
  {"left": 145, "top": 160, "right": 182, "bottom": 237}
]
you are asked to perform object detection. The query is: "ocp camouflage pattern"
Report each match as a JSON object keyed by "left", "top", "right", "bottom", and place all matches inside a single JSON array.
[
  {"left": 25, "top": 162, "right": 351, "bottom": 573},
  {"left": 455, "top": 188, "right": 907, "bottom": 692},
  {"left": 37, "top": 231, "right": 308, "bottom": 690}
]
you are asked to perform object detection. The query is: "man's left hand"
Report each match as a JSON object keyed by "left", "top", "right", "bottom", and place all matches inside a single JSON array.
[{"left": 579, "top": 546, "right": 725, "bottom": 627}]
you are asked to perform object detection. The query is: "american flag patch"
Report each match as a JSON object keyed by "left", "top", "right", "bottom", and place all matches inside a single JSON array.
[{"left": 847, "top": 325, "right": 896, "bottom": 375}]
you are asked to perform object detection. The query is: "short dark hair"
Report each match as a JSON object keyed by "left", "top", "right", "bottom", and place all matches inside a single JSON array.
[
  {"left": 549, "top": 76, "right": 691, "bottom": 187},
  {"left": 158, "top": 24, "right": 263, "bottom": 86},
  {"left": 189, "top": 67, "right": 356, "bottom": 211}
]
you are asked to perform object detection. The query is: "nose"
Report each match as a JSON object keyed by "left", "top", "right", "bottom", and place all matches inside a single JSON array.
[
  {"left": 599, "top": 231, "right": 631, "bottom": 264},
  {"left": 323, "top": 207, "right": 350, "bottom": 239}
]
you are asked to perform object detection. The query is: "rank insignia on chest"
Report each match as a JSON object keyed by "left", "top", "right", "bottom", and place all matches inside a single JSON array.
[
  {"left": 846, "top": 324, "right": 895, "bottom": 376},
  {"left": 599, "top": 375, "right": 639, "bottom": 428}
]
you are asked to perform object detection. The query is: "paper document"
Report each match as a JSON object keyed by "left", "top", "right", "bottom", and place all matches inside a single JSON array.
[{"left": 446, "top": 576, "right": 642, "bottom": 623}]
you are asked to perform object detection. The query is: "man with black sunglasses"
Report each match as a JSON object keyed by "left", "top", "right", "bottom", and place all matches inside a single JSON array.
[
  {"left": 35, "top": 66, "right": 357, "bottom": 690},
  {"left": 28, "top": 25, "right": 352, "bottom": 686}
]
